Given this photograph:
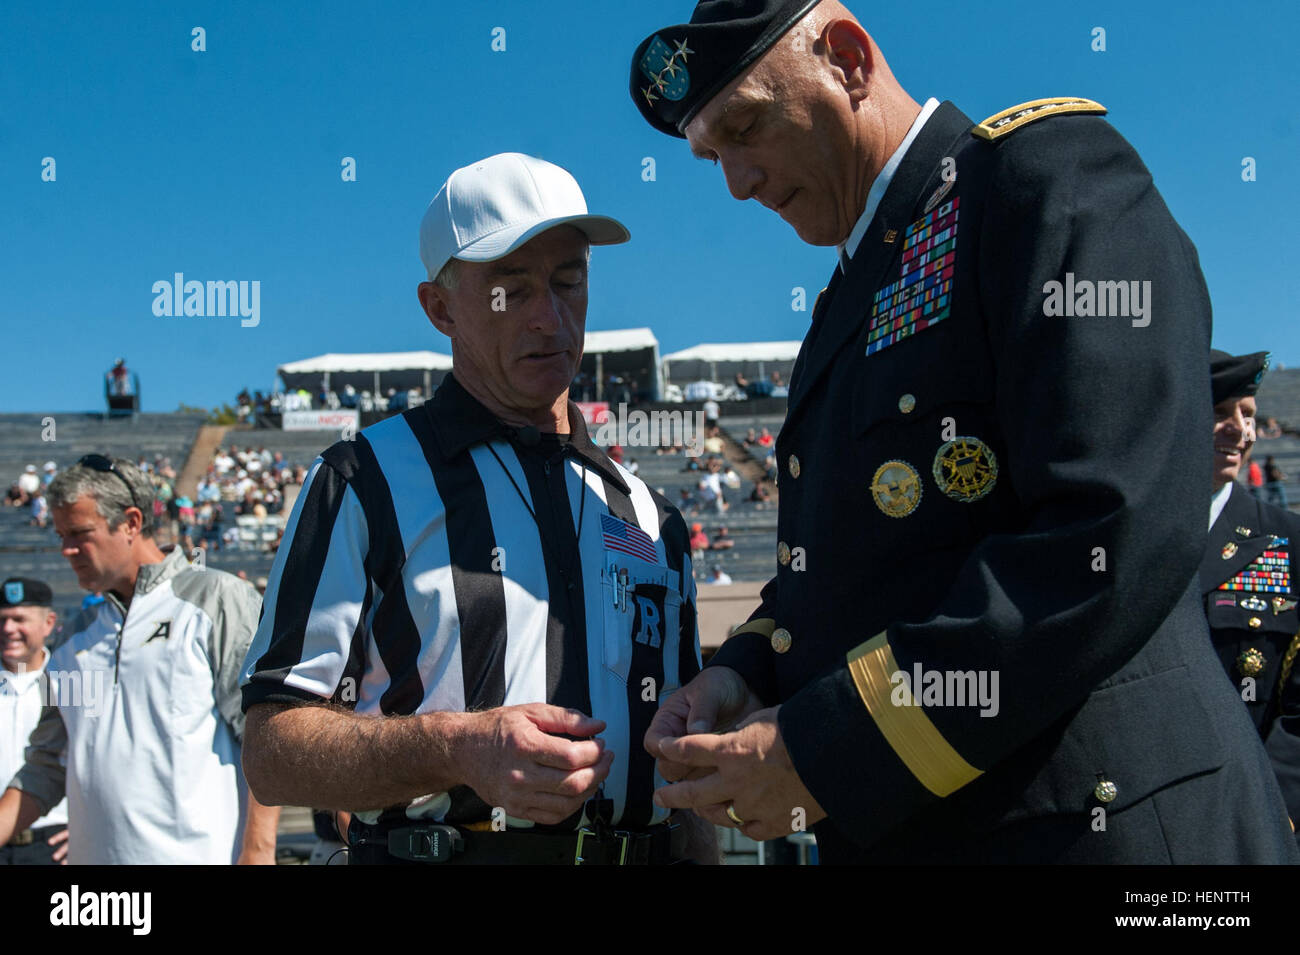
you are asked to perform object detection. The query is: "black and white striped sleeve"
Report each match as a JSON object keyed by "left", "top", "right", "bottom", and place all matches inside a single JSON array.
[{"left": 240, "top": 453, "right": 371, "bottom": 711}]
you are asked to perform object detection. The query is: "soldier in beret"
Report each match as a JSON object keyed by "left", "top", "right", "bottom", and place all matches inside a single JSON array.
[
  {"left": 0, "top": 577, "right": 69, "bottom": 864},
  {"left": 631, "top": 0, "right": 1297, "bottom": 861},
  {"left": 1203, "top": 349, "right": 1300, "bottom": 845}
]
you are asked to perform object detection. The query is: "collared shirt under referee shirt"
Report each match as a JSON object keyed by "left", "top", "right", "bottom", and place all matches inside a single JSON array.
[{"left": 241, "top": 373, "right": 701, "bottom": 829}]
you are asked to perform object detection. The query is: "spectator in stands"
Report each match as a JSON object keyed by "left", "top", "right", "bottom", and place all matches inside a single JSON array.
[
  {"left": 703, "top": 426, "right": 725, "bottom": 456},
  {"left": 743, "top": 427, "right": 759, "bottom": 450},
  {"left": 703, "top": 397, "right": 720, "bottom": 425},
  {"left": 197, "top": 471, "right": 220, "bottom": 503},
  {"left": 41, "top": 462, "right": 57, "bottom": 486},
  {"left": 764, "top": 451, "right": 778, "bottom": 484},
  {"left": 340, "top": 384, "right": 359, "bottom": 409},
  {"left": 29, "top": 490, "right": 49, "bottom": 529},
  {"left": 689, "top": 522, "right": 709, "bottom": 560},
  {"left": 1260, "top": 416, "right": 1283, "bottom": 439},
  {"left": 1264, "top": 456, "right": 1289, "bottom": 508},
  {"left": 749, "top": 482, "right": 771, "bottom": 504},
  {"left": 16, "top": 466, "right": 40, "bottom": 506},
  {"left": 680, "top": 487, "right": 699, "bottom": 518},
  {"left": 706, "top": 566, "right": 733, "bottom": 586},
  {"left": 626, "top": 457, "right": 640, "bottom": 476},
  {"left": 709, "top": 526, "right": 735, "bottom": 551},
  {"left": 757, "top": 426, "right": 775, "bottom": 449},
  {"left": 1248, "top": 456, "right": 1265, "bottom": 497},
  {"left": 697, "top": 475, "right": 725, "bottom": 515},
  {"left": 608, "top": 445, "right": 625, "bottom": 465},
  {"left": 734, "top": 372, "right": 749, "bottom": 391},
  {"left": 106, "top": 358, "right": 131, "bottom": 396},
  {"left": 770, "top": 370, "right": 789, "bottom": 398}
]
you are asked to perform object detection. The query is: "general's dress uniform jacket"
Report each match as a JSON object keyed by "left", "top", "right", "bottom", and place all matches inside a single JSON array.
[
  {"left": 1202, "top": 480, "right": 1300, "bottom": 843},
  {"left": 242, "top": 374, "right": 702, "bottom": 832},
  {"left": 710, "top": 99, "right": 1299, "bottom": 863}
]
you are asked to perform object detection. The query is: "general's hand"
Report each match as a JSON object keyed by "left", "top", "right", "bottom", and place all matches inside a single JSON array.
[
  {"left": 652, "top": 706, "right": 827, "bottom": 841},
  {"left": 48, "top": 827, "right": 69, "bottom": 865},
  {"left": 461, "top": 704, "right": 613, "bottom": 826},
  {"left": 644, "top": 666, "right": 763, "bottom": 782}
]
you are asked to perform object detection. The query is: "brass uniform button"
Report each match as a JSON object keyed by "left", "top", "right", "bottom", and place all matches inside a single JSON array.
[
  {"left": 1248, "top": 616, "right": 1263, "bottom": 630},
  {"left": 777, "top": 541, "right": 791, "bottom": 566},
  {"left": 1237, "top": 648, "right": 1266, "bottom": 676},
  {"left": 787, "top": 455, "right": 801, "bottom": 479},
  {"left": 1222, "top": 542, "right": 1238, "bottom": 559},
  {"left": 1094, "top": 780, "right": 1118, "bottom": 803},
  {"left": 771, "top": 628, "right": 792, "bottom": 654},
  {"left": 898, "top": 393, "right": 916, "bottom": 414}
]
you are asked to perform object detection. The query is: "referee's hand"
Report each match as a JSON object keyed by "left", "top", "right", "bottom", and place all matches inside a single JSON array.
[
  {"left": 644, "top": 668, "right": 764, "bottom": 782},
  {"left": 461, "top": 703, "right": 614, "bottom": 826}
]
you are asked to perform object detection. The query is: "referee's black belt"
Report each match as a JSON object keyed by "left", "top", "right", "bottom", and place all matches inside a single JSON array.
[
  {"left": 348, "top": 817, "right": 688, "bottom": 865},
  {"left": 7, "top": 824, "right": 65, "bottom": 847}
]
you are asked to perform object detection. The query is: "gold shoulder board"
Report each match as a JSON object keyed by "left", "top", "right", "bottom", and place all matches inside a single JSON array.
[{"left": 973, "top": 97, "right": 1107, "bottom": 142}]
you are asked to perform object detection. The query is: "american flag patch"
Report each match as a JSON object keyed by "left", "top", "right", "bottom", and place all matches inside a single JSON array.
[{"left": 600, "top": 513, "right": 658, "bottom": 562}]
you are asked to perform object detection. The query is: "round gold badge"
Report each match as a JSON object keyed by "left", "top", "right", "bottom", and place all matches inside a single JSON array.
[
  {"left": 1237, "top": 647, "right": 1266, "bottom": 676},
  {"left": 777, "top": 541, "right": 791, "bottom": 566},
  {"left": 870, "top": 460, "right": 922, "bottom": 518},
  {"left": 787, "top": 454, "right": 801, "bottom": 479},
  {"left": 932, "top": 437, "right": 998, "bottom": 503}
]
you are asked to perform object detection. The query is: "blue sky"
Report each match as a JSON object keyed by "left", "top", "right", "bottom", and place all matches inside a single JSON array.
[{"left": 2, "top": 0, "right": 1296, "bottom": 412}]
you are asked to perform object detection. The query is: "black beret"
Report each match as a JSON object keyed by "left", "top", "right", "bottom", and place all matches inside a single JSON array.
[
  {"left": 1210, "top": 349, "right": 1270, "bottom": 404},
  {"left": 630, "top": 0, "right": 823, "bottom": 139},
  {"left": 1, "top": 577, "right": 53, "bottom": 609}
]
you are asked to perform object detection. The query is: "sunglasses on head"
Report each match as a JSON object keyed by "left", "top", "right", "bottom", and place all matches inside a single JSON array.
[{"left": 77, "top": 454, "right": 143, "bottom": 513}]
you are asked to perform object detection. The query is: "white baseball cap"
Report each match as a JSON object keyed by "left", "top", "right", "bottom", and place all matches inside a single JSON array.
[{"left": 419, "top": 152, "right": 630, "bottom": 281}]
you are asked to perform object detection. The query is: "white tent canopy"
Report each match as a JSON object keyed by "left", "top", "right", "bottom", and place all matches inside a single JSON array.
[
  {"left": 578, "top": 327, "right": 662, "bottom": 401},
  {"left": 277, "top": 328, "right": 664, "bottom": 401},
  {"left": 279, "top": 351, "right": 454, "bottom": 376},
  {"left": 662, "top": 341, "right": 802, "bottom": 389},
  {"left": 277, "top": 351, "right": 453, "bottom": 397},
  {"left": 662, "top": 341, "right": 802, "bottom": 364}
]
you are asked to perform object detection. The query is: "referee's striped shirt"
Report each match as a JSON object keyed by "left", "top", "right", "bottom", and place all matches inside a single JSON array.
[{"left": 241, "top": 373, "right": 701, "bottom": 829}]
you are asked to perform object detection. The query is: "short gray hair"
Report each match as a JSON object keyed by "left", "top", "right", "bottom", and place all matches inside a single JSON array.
[
  {"left": 434, "top": 258, "right": 460, "bottom": 290},
  {"left": 48, "top": 457, "right": 157, "bottom": 538}
]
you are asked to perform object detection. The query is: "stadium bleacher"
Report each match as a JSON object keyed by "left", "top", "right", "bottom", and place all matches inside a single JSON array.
[
  {"left": 1255, "top": 368, "right": 1300, "bottom": 496},
  {"left": 0, "top": 413, "right": 206, "bottom": 626}
]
